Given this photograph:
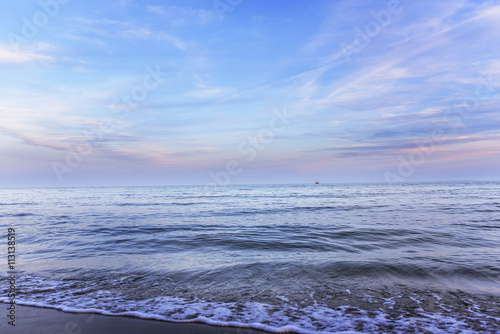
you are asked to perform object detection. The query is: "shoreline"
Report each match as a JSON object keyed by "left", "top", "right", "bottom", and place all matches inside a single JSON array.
[{"left": 0, "top": 304, "right": 272, "bottom": 334}]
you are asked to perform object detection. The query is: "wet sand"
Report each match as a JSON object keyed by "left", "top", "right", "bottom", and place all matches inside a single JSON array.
[{"left": 1, "top": 304, "right": 269, "bottom": 334}]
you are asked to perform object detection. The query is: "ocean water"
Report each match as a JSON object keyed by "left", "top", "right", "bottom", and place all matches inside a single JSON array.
[{"left": 1, "top": 182, "right": 499, "bottom": 333}]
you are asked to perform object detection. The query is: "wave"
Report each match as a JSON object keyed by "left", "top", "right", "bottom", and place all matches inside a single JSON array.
[
  {"left": 3, "top": 274, "right": 499, "bottom": 333},
  {"left": 0, "top": 212, "right": 37, "bottom": 217}
]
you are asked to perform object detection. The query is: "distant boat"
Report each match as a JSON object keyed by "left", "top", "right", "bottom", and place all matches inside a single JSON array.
[{"left": 315, "top": 181, "right": 319, "bottom": 184}]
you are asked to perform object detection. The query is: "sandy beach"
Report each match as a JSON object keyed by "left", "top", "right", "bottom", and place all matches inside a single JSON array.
[{"left": 1, "top": 305, "right": 268, "bottom": 334}]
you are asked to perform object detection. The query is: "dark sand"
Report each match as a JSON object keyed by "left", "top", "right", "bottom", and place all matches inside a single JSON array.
[{"left": 1, "top": 304, "right": 269, "bottom": 334}]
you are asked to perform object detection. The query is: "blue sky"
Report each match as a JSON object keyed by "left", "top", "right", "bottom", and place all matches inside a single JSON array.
[{"left": 1, "top": 0, "right": 499, "bottom": 187}]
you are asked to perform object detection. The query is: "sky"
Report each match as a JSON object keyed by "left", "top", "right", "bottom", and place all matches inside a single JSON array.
[{"left": 1, "top": 0, "right": 499, "bottom": 187}]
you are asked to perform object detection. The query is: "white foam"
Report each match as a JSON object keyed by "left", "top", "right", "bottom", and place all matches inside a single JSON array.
[
  {"left": 382, "top": 296, "right": 397, "bottom": 309},
  {"left": 5, "top": 296, "right": 498, "bottom": 334},
  {"left": 3, "top": 275, "right": 499, "bottom": 334}
]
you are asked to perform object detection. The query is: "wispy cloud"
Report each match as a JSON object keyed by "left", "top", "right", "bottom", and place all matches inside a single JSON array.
[
  {"left": 0, "top": 46, "right": 53, "bottom": 64},
  {"left": 61, "top": 34, "right": 107, "bottom": 48},
  {"left": 146, "top": 6, "right": 166, "bottom": 15},
  {"left": 122, "top": 28, "right": 188, "bottom": 50},
  {"left": 145, "top": 5, "right": 216, "bottom": 25},
  {"left": 75, "top": 17, "right": 130, "bottom": 26}
]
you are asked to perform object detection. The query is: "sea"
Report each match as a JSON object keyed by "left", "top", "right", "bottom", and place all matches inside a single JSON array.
[{"left": 1, "top": 182, "right": 499, "bottom": 333}]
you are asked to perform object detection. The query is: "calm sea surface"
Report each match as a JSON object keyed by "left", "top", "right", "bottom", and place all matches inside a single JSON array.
[{"left": 1, "top": 182, "right": 499, "bottom": 333}]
